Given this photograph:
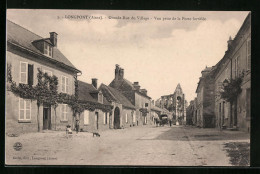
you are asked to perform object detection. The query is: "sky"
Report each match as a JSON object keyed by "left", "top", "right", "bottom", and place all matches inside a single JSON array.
[{"left": 7, "top": 10, "right": 249, "bottom": 103}]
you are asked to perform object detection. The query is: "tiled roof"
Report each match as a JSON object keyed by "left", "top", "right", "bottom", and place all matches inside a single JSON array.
[
  {"left": 109, "top": 78, "right": 151, "bottom": 99},
  {"left": 78, "top": 81, "right": 98, "bottom": 103},
  {"left": 100, "top": 84, "right": 136, "bottom": 110},
  {"left": 151, "top": 105, "right": 163, "bottom": 112},
  {"left": 7, "top": 20, "right": 80, "bottom": 73},
  {"left": 78, "top": 81, "right": 110, "bottom": 105}
]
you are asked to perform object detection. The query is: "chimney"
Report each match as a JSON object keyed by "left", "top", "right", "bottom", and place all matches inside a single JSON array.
[
  {"left": 118, "top": 68, "right": 124, "bottom": 80},
  {"left": 50, "top": 32, "right": 58, "bottom": 47},
  {"left": 115, "top": 64, "right": 120, "bottom": 80},
  {"left": 92, "top": 78, "right": 97, "bottom": 89},
  {"left": 227, "top": 36, "right": 232, "bottom": 50},
  {"left": 141, "top": 89, "right": 147, "bottom": 95},
  {"left": 133, "top": 82, "right": 140, "bottom": 91},
  {"left": 120, "top": 69, "right": 124, "bottom": 79}
]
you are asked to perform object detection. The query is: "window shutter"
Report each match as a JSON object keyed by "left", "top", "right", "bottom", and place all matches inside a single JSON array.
[
  {"left": 28, "top": 64, "right": 34, "bottom": 86},
  {"left": 84, "top": 110, "right": 89, "bottom": 125}
]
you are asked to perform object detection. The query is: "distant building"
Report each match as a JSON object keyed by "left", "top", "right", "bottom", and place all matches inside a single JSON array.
[
  {"left": 99, "top": 83, "right": 136, "bottom": 129},
  {"left": 213, "top": 13, "right": 251, "bottom": 132},
  {"left": 6, "top": 20, "right": 81, "bottom": 133},
  {"left": 186, "top": 100, "right": 195, "bottom": 125},
  {"left": 155, "top": 84, "right": 187, "bottom": 125},
  {"left": 109, "top": 64, "right": 152, "bottom": 126},
  {"left": 192, "top": 97, "right": 198, "bottom": 125},
  {"left": 195, "top": 66, "right": 215, "bottom": 128}
]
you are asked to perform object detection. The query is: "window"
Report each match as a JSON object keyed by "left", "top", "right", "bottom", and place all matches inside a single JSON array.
[
  {"left": 225, "top": 68, "right": 228, "bottom": 79},
  {"left": 61, "top": 75, "right": 69, "bottom": 93},
  {"left": 20, "top": 62, "right": 28, "bottom": 84},
  {"left": 247, "top": 39, "right": 251, "bottom": 70},
  {"left": 145, "top": 103, "right": 148, "bottom": 107},
  {"left": 61, "top": 104, "right": 68, "bottom": 121},
  {"left": 44, "top": 69, "right": 53, "bottom": 76},
  {"left": 84, "top": 110, "right": 89, "bottom": 125},
  {"left": 234, "top": 56, "right": 239, "bottom": 78},
  {"left": 19, "top": 98, "right": 31, "bottom": 121},
  {"left": 20, "top": 62, "right": 34, "bottom": 85},
  {"left": 98, "top": 93, "right": 103, "bottom": 104},
  {"left": 103, "top": 112, "right": 107, "bottom": 124},
  {"left": 44, "top": 42, "right": 53, "bottom": 57},
  {"left": 126, "top": 113, "right": 128, "bottom": 123}
]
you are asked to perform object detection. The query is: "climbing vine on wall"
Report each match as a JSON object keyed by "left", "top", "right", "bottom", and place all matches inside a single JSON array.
[
  {"left": 6, "top": 63, "right": 113, "bottom": 114},
  {"left": 220, "top": 73, "right": 244, "bottom": 102}
]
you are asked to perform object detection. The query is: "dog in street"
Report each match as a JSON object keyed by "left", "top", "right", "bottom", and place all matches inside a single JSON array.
[{"left": 93, "top": 132, "right": 100, "bottom": 137}]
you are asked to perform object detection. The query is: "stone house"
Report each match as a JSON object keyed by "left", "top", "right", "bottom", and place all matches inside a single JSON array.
[
  {"left": 192, "top": 97, "right": 198, "bottom": 125},
  {"left": 6, "top": 20, "right": 81, "bottom": 133},
  {"left": 109, "top": 64, "right": 152, "bottom": 126},
  {"left": 77, "top": 79, "right": 113, "bottom": 132},
  {"left": 150, "top": 101, "right": 162, "bottom": 124},
  {"left": 99, "top": 83, "right": 136, "bottom": 129},
  {"left": 213, "top": 13, "right": 251, "bottom": 132},
  {"left": 195, "top": 66, "right": 215, "bottom": 128}
]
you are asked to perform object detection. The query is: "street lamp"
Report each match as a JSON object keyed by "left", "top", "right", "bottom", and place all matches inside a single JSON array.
[{"left": 223, "top": 79, "right": 229, "bottom": 87}]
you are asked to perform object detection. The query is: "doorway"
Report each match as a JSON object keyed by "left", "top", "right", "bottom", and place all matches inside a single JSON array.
[
  {"left": 43, "top": 105, "right": 51, "bottom": 130},
  {"left": 95, "top": 112, "right": 99, "bottom": 130},
  {"left": 114, "top": 107, "right": 120, "bottom": 129}
]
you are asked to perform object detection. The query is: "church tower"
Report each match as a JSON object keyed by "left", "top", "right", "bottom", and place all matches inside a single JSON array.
[{"left": 174, "top": 83, "right": 186, "bottom": 125}]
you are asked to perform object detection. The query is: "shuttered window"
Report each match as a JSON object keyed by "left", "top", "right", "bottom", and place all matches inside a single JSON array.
[
  {"left": 103, "top": 112, "right": 106, "bottom": 124},
  {"left": 61, "top": 104, "right": 68, "bottom": 121},
  {"left": 234, "top": 56, "right": 239, "bottom": 78},
  {"left": 84, "top": 110, "right": 89, "bottom": 125},
  {"left": 19, "top": 98, "right": 31, "bottom": 120},
  {"left": 20, "top": 62, "right": 34, "bottom": 85},
  {"left": 44, "top": 42, "right": 53, "bottom": 57},
  {"left": 20, "top": 62, "right": 28, "bottom": 84},
  {"left": 28, "top": 64, "right": 34, "bottom": 86},
  {"left": 61, "top": 75, "right": 68, "bottom": 93}
]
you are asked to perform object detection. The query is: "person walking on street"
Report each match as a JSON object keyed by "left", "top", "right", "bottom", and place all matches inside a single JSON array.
[{"left": 75, "top": 119, "right": 80, "bottom": 133}]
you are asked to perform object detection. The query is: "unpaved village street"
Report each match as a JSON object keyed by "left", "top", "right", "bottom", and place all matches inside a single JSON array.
[{"left": 5, "top": 125, "right": 250, "bottom": 166}]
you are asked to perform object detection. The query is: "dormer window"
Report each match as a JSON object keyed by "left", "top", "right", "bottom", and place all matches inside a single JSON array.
[
  {"left": 98, "top": 92, "right": 103, "bottom": 104},
  {"left": 44, "top": 42, "right": 53, "bottom": 57}
]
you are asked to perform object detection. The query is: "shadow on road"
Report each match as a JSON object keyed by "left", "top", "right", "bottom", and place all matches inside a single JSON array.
[{"left": 153, "top": 126, "right": 250, "bottom": 141}]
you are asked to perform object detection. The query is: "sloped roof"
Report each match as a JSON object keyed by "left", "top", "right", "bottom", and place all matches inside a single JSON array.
[
  {"left": 78, "top": 81, "right": 110, "bottom": 105},
  {"left": 7, "top": 20, "right": 80, "bottom": 73},
  {"left": 151, "top": 105, "right": 163, "bottom": 112},
  {"left": 78, "top": 81, "right": 98, "bottom": 103},
  {"left": 100, "top": 83, "right": 136, "bottom": 110},
  {"left": 109, "top": 78, "right": 151, "bottom": 99}
]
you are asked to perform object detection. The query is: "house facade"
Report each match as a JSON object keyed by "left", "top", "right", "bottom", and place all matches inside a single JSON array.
[
  {"left": 109, "top": 64, "right": 152, "bottom": 126},
  {"left": 195, "top": 67, "right": 215, "bottom": 128},
  {"left": 77, "top": 79, "right": 113, "bottom": 132},
  {"left": 6, "top": 20, "right": 81, "bottom": 134},
  {"left": 213, "top": 13, "right": 251, "bottom": 132},
  {"left": 99, "top": 84, "right": 136, "bottom": 129}
]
